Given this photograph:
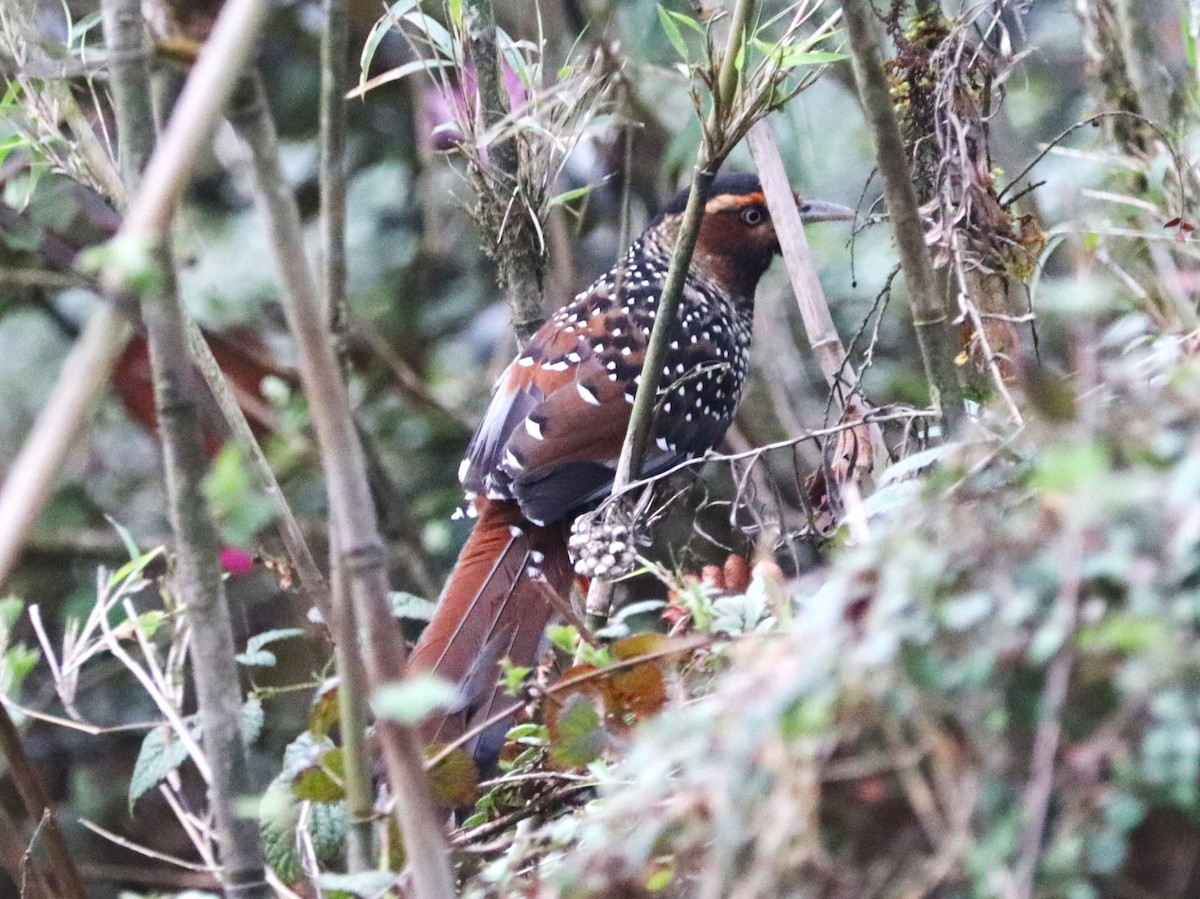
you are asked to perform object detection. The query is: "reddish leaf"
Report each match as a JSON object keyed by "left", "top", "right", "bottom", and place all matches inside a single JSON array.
[{"left": 723, "top": 554, "right": 751, "bottom": 593}]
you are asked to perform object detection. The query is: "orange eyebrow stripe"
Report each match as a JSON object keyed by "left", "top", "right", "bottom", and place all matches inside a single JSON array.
[{"left": 703, "top": 191, "right": 767, "bottom": 213}]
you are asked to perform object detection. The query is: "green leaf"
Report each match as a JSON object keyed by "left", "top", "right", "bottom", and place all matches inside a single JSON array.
[
  {"left": 260, "top": 780, "right": 303, "bottom": 883},
  {"left": 657, "top": 6, "right": 689, "bottom": 60},
  {"left": 549, "top": 183, "right": 596, "bottom": 208},
  {"left": 777, "top": 49, "right": 847, "bottom": 69},
  {"left": 104, "top": 544, "right": 164, "bottom": 592},
  {"left": 105, "top": 515, "right": 142, "bottom": 561},
  {"left": 359, "top": 0, "right": 418, "bottom": 87},
  {"left": 371, "top": 674, "right": 457, "bottom": 725},
  {"left": 498, "top": 658, "right": 532, "bottom": 695},
  {"left": 1030, "top": 441, "right": 1109, "bottom": 494},
  {"left": 1185, "top": 5, "right": 1197, "bottom": 70},
  {"left": 130, "top": 698, "right": 261, "bottom": 809},
  {"left": 204, "top": 444, "right": 277, "bottom": 548},
  {"left": 347, "top": 57, "right": 456, "bottom": 101},
  {"left": 236, "top": 628, "right": 305, "bottom": 668},
  {"left": 129, "top": 725, "right": 190, "bottom": 809},
  {"left": 79, "top": 234, "right": 167, "bottom": 298},
  {"left": 666, "top": 9, "right": 704, "bottom": 34},
  {"left": 292, "top": 750, "right": 346, "bottom": 803},
  {"left": 549, "top": 692, "right": 605, "bottom": 768}
]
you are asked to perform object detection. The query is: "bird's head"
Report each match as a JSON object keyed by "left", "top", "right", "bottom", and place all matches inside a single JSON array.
[{"left": 654, "top": 173, "right": 854, "bottom": 298}]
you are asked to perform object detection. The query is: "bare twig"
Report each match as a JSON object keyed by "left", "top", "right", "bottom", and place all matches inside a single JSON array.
[
  {"left": 1012, "top": 527, "right": 1081, "bottom": 897},
  {"left": 0, "top": 704, "right": 84, "bottom": 899},
  {"left": 841, "top": 0, "right": 965, "bottom": 433},
  {"left": 0, "top": 802, "right": 51, "bottom": 899},
  {"left": 225, "top": 71, "right": 456, "bottom": 899},
  {"left": 182, "top": 321, "right": 334, "bottom": 623},
  {"left": 747, "top": 119, "right": 890, "bottom": 469}
]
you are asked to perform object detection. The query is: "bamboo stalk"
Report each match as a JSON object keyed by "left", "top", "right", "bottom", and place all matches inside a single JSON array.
[
  {"left": 585, "top": 0, "right": 758, "bottom": 625},
  {"left": 319, "top": 0, "right": 374, "bottom": 868},
  {"left": 747, "top": 120, "right": 890, "bottom": 461},
  {"left": 226, "top": 72, "right": 456, "bottom": 899},
  {"left": 840, "top": 0, "right": 964, "bottom": 433},
  {"left": 100, "top": 0, "right": 268, "bottom": 893}
]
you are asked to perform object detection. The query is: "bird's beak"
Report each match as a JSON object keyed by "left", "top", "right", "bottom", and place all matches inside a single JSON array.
[{"left": 794, "top": 195, "right": 856, "bottom": 223}]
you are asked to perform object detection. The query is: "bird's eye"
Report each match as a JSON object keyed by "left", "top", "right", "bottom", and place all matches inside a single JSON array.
[{"left": 740, "top": 205, "right": 766, "bottom": 226}]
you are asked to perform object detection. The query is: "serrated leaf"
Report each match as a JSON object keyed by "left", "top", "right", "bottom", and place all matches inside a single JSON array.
[
  {"left": 242, "top": 696, "right": 265, "bottom": 745},
  {"left": 309, "top": 799, "right": 348, "bottom": 864},
  {"left": 371, "top": 674, "right": 457, "bottom": 725},
  {"left": 129, "top": 725, "right": 189, "bottom": 809},
  {"left": 260, "top": 779, "right": 303, "bottom": 883}
]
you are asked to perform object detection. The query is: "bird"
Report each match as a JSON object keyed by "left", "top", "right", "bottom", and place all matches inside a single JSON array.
[{"left": 408, "top": 173, "right": 853, "bottom": 770}]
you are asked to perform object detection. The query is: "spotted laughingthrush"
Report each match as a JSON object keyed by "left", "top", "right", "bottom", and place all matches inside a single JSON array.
[{"left": 409, "top": 173, "right": 854, "bottom": 767}]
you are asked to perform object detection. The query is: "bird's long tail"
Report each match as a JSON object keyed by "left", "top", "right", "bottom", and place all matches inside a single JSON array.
[{"left": 408, "top": 497, "right": 572, "bottom": 769}]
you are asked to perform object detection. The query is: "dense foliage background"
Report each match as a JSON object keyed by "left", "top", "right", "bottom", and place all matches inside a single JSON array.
[{"left": 4, "top": 0, "right": 1200, "bottom": 895}]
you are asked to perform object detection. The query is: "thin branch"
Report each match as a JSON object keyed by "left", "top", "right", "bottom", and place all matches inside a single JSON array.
[
  {"left": 225, "top": 71, "right": 456, "bottom": 899},
  {"left": 183, "top": 321, "right": 334, "bottom": 624},
  {"left": 0, "top": 704, "right": 84, "bottom": 899},
  {"left": 0, "top": 802, "right": 51, "bottom": 899},
  {"left": 840, "top": 0, "right": 965, "bottom": 433}
]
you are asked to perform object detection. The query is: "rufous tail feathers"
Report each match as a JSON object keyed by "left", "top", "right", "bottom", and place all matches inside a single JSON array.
[{"left": 408, "top": 498, "right": 571, "bottom": 768}]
